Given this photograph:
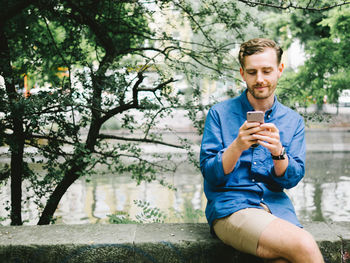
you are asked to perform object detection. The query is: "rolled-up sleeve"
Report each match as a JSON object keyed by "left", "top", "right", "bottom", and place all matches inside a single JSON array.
[
  {"left": 200, "top": 108, "right": 230, "bottom": 186},
  {"left": 270, "top": 117, "right": 306, "bottom": 189}
]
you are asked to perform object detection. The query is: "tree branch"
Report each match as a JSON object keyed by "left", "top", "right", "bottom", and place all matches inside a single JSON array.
[
  {"left": 25, "top": 140, "right": 73, "bottom": 159},
  {"left": 120, "top": 46, "right": 179, "bottom": 59},
  {"left": 96, "top": 150, "right": 177, "bottom": 172},
  {"left": 28, "top": 134, "right": 76, "bottom": 146},
  {"left": 98, "top": 133, "right": 184, "bottom": 149},
  {"left": 42, "top": 16, "right": 70, "bottom": 69},
  {"left": 238, "top": 0, "right": 350, "bottom": 11},
  {"left": 138, "top": 78, "right": 175, "bottom": 92},
  {"left": 64, "top": 0, "right": 115, "bottom": 55},
  {"left": 173, "top": 1, "right": 215, "bottom": 46},
  {"left": 0, "top": 0, "right": 37, "bottom": 27}
]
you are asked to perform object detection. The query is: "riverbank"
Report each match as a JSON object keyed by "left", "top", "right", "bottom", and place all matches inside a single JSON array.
[
  {"left": 305, "top": 128, "right": 350, "bottom": 153},
  {"left": 0, "top": 222, "right": 349, "bottom": 263}
]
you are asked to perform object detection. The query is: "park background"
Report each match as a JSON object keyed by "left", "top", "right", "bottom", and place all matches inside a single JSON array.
[{"left": 0, "top": 0, "right": 350, "bottom": 227}]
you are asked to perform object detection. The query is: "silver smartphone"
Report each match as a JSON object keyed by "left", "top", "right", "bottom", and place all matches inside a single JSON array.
[
  {"left": 247, "top": 111, "right": 264, "bottom": 148},
  {"left": 247, "top": 111, "right": 264, "bottom": 123}
]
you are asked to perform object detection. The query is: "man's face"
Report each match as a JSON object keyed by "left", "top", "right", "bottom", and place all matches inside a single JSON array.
[{"left": 240, "top": 48, "right": 283, "bottom": 101}]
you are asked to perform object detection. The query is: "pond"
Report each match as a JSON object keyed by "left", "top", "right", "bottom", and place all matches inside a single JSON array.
[{"left": 0, "top": 130, "right": 349, "bottom": 225}]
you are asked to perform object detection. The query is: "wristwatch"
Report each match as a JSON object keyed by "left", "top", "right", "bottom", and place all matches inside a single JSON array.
[{"left": 271, "top": 147, "right": 286, "bottom": 160}]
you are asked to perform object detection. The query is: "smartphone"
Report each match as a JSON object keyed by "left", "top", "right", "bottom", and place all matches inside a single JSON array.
[
  {"left": 247, "top": 111, "right": 264, "bottom": 124},
  {"left": 247, "top": 111, "right": 264, "bottom": 148}
]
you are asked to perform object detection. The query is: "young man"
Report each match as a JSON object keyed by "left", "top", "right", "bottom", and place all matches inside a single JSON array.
[{"left": 200, "top": 38, "right": 324, "bottom": 263}]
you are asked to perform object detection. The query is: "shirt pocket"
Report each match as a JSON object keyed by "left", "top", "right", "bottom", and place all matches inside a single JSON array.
[{"left": 252, "top": 146, "right": 277, "bottom": 176}]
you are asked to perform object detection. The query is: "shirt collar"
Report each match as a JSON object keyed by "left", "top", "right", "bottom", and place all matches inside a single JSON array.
[{"left": 239, "top": 89, "right": 279, "bottom": 118}]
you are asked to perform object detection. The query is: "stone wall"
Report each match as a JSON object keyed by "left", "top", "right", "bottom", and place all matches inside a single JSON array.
[{"left": 0, "top": 222, "right": 349, "bottom": 263}]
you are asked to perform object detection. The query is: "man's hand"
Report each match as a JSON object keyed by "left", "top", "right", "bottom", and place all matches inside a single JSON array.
[
  {"left": 234, "top": 121, "right": 263, "bottom": 152},
  {"left": 252, "top": 123, "right": 283, "bottom": 156},
  {"left": 222, "top": 121, "right": 263, "bottom": 175}
]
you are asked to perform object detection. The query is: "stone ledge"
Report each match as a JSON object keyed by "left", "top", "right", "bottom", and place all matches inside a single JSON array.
[{"left": 0, "top": 222, "right": 349, "bottom": 263}]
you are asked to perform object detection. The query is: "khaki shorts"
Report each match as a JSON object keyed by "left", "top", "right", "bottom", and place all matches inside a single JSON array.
[{"left": 213, "top": 207, "right": 277, "bottom": 256}]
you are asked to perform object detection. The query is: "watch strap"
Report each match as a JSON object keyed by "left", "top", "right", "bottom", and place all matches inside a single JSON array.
[{"left": 271, "top": 147, "right": 286, "bottom": 160}]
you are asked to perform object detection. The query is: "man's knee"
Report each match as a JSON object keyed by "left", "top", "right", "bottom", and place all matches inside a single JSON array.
[
  {"left": 257, "top": 219, "right": 323, "bottom": 262},
  {"left": 294, "top": 230, "right": 321, "bottom": 257}
]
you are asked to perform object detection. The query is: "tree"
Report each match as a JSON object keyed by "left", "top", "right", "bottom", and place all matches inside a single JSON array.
[
  {"left": 0, "top": 0, "right": 263, "bottom": 225},
  {"left": 265, "top": 2, "right": 350, "bottom": 111},
  {"left": 1, "top": 0, "right": 349, "bottom": 226}
]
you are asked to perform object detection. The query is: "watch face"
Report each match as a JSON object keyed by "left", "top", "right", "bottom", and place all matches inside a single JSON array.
[{"left": 281, "top": 147, "right": 286, "bottom": 158}]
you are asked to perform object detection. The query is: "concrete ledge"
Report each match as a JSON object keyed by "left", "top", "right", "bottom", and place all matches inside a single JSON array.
[{"left": 0, "top": 222, "right": 349, "bottom": 263}]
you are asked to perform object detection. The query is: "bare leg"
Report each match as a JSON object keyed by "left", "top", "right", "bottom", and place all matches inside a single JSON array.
[
  {"left": 257, "top": 218, "right": 324, "bottom": 263},
  {"left": 264, "top": 258, "right": 290, "bottom": 263}
]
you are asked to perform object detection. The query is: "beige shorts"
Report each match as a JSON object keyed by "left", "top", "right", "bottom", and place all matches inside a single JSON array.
[{"left": 213, "top": 207, "right": 277, "bottom": 256}]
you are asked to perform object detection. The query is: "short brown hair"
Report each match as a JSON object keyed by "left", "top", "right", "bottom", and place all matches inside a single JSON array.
[{"left": 238, "top": 38, "right": 283, "bottom": 68}]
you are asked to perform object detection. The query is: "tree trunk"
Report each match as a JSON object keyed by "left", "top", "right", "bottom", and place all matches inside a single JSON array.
[
  {"left": 10, "top": 134, "right": 25, "bottom": 225},
  {"left": 38, "top": 120, "right": 103, "bottom": 225},
  {"left": 0, "top": 27, "right": 25, "bottom": 225},
  {"left": 38, "top": 92, "right": 103, "bottom": 224},
  {"left": 316, "top": 102, "right": 323, "bottom": 113},
  {"left": 37, "top": 162, "right": 85, "bottom": 225},
  {"left": 336, "top": 103, "right": 339, "bottom": 115},
  {"left": 38, "top": 57, "right": 107, "bottom": 225}
]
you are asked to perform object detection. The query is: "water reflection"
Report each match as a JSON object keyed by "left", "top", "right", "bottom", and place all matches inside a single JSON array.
[
  {"left": 0, "top": 152, "right": 349, "bottom": 225},
  {"left": 289, "top": 152, "right": 350, "bottom": 222}
]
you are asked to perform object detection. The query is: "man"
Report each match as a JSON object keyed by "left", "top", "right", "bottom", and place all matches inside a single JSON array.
[{"left": 200, "top": 38, "right": 324, "bottom": 263}]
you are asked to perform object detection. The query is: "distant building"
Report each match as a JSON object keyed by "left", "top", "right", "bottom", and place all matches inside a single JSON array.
[{"left": 339, "top": 90, "right": 350, "bottom": 107}]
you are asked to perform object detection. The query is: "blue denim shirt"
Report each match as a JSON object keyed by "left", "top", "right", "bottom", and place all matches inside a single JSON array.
[{"left": 200, "top": 90, "right": 305, "bottom": 229}]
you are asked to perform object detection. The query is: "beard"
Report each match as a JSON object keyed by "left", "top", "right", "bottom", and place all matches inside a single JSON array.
[{"left": 247, "top": 83, "right": 276, "bottom": 100}]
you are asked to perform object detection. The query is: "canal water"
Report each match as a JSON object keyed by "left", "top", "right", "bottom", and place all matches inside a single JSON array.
[{"left": 0, "top": 130, "right": 349, "bottom": 225}]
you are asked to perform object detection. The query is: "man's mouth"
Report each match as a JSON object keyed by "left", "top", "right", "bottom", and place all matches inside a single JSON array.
[{"left": 255, "top": 86, "right": 266, "bottom": 90}]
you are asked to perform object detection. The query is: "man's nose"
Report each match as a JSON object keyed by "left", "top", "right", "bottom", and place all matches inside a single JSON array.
[{"left": 256, "top": 72, "right": 264, "bottom": 83}]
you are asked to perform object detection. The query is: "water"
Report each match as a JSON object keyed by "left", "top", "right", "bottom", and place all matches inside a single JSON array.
[
  {"left": 0, "top": 130, "right": 349, "bottom": 225},
  {"left": 290, "top": 152, "right": 350, "bottom": 222}
]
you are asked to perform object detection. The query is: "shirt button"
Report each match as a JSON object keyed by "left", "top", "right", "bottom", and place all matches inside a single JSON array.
[
  {"left": 261, "top": 198, "right": 264, "bottom": 201},
  {"left": 253, "top": 162, "right": 257, "bottom": 165},
  {"left": 252, "top": 179, "right": 255, "bottom": 182}
]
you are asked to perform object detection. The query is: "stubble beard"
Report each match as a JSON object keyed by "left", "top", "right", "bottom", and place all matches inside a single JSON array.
[{"left": 247, "top": 84, "right": 276, "bottom": 100}]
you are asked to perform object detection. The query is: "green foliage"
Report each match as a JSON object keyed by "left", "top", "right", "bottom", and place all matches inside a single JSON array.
[
  {"left": 0, "top": 0, "right": 296, "bottom": 225},
  {"left": 107, "top": 198, "right": 205, "bottom": 225},
  {"left": 169, "top": 198, "right": 205, "bottom": 223},
  {"left": 134, "top": 200, "right": 167, "bottom": 223},
  {"left": 267, "top": 3, "right": 350, "bottom": 110},
  {"left": 0, "top": 216, "right": 7, "bottom": 226},
  {"left": 107, "top": 211, "right": 138, "bottom": 224},
  {"left": 108, "top": 200, "right": 166, "bottom": 224},
  {"left": 1, "top": 0, "right": 163, "bottom": 224}
]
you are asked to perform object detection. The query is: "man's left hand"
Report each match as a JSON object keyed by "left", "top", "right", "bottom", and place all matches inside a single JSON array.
[{"left": 252, "top": 123, "right": 283, "bottom": 156}]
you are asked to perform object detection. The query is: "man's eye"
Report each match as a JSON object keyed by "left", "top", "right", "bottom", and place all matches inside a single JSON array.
[
  {"left": 264, "top": 71, "right": 272, "bottom": 74},
  {"left": 247, "top": 72, "right": 256, "bottom": 75}
]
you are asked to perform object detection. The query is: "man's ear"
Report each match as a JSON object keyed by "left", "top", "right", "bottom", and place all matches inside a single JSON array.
[
  {"left": 278, "top": 63, "right": 284, "bottom": 78},
  {"left": 240, "top": 67, "right": 245, "bottom": 81}
]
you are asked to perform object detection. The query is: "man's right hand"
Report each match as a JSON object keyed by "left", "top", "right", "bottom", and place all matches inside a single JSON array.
[
  {"left": 234, "top": 121, "right": 263, "bottom": 152},
  {"left": 222, "top": 121, "right": 262, "bottom": 174}
]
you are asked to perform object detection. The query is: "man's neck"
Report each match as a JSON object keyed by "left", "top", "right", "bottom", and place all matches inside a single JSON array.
[{"left": 247, "top": 92, "right": 275, "bottom": 113}]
